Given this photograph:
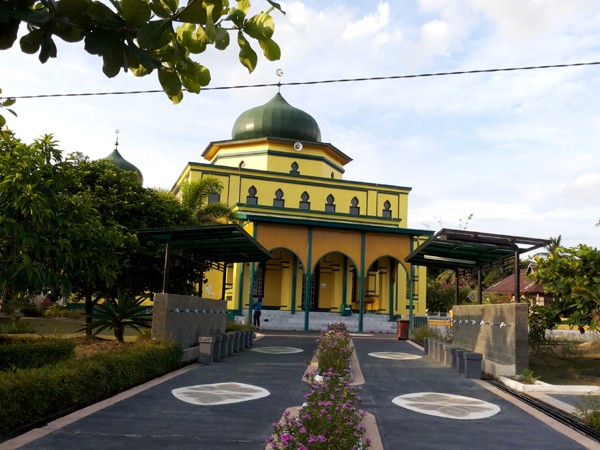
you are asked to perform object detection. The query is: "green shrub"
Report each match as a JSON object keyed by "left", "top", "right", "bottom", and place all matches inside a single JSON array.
[
  {"left": 0, "top": 319, "right": 34, "bottom": 334},
  {"left": 0, "top": 338, "right": 76, "bottom": 371},
  {"left": 411, "top": 324, "right": 446, "bottom": 345},
  {"left": 226, "top": 320, "right": 253, "bottom": 331},
  {"left": 0, "top": 340, "right": 182, "bottom": 438},
  {"left": 576, "top": 395, "right": 600, "bottom": 431},
  {"left": 19, "top": 306, "right": 43, "bottom": 317},
  {"left": 44, "top": 305, "right": 85, "bottom": 320}
]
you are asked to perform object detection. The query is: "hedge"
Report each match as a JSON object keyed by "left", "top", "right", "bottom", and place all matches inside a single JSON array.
[
  {"left": 0, "top": 338, "right": 76, "bottom": 371},
  {"left": 0, "top": 340, "right": 182, "bottom": 438}
]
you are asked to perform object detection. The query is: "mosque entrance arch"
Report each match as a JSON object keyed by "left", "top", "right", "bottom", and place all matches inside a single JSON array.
[
  {"left": 258, "top": 247, "right": 305, "bottom": 312},
  {"left": 307, "top": 252, "right": 357, "bottom": 313},
  {"left": 365, "top": 256, "right": 410, "bottom": 318}
]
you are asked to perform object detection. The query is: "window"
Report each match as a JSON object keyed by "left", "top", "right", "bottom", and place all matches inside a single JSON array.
[
  {"left": 325, "top": 194, "right": 336, "bottom": 212},
  {"left": 208, "top": 192, "right": 220, "bottom": 204},
  {"left": 290, "top": 162, "right": 300, "bottom": 175},
  {"left": 299, "top": 191, "right": 310, "bottom": 210},
  {"left": 273, "top": 188, "right": 285, "bottom": 207},
  {"left": 246, "top": 185, "right": 258, "bottom": 205},
  {"left": 382, "top": 200, "right": 392, "bottom": 218},
  {"left": 349, "top": 197, "right": 360, "bottom": 215}
]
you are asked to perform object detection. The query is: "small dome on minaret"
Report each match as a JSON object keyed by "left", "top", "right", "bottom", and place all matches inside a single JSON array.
[{"left": 101, "top": 130, "right": 143, "bottom": 184}]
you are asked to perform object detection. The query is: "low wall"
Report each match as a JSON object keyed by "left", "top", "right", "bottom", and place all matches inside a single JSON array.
[
  {"left": 151, "top": 293, "right": 227, "bottom": 348},
  {"left": 452, "top": 303, "right": 528, "bottom": 377}
]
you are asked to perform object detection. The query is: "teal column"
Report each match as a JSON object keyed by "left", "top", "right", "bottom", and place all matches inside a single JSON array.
[
  {"left": 291, "top": 254, "right": 297, "bottom": 314},
  {"left": 304, "top": 228, "right": 313, "bottom": 331},
  {"left": 236, "top": 262, "right": 245, "bottom": 316},
  {"left": 248, "top": 262, "right": 255, "bottom": 325},
  {"left": 388, "top": 258, "right": 394, "bottom": 322},
  {"left": 358, "top": 232, "right": 366, "bottom": 333},
  {"left": 409, "top": 237, "right": 415, "bottom": 334},
  {"left": 341, "top": 256, "right": 348, "bottom": 311}
]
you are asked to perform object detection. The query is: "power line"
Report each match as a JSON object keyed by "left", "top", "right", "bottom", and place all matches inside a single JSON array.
[{"left": 5, "top": 60, "right": 600, "bottom": 100}]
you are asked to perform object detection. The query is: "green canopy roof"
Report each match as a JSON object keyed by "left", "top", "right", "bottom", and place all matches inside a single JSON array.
[
  {"left": 137, "top": 224, "right": 272, "bottom": 263},
  {"left": 405, "top": 229, "right": 550, "bottom": 271}
]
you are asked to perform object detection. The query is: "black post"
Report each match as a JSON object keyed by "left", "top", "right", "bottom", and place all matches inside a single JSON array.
[
  {"left": 162, "top": 241, "right": 170, "bottom": 293},
  {"left": 514, "top": 249, "right": 520, "bottom": 303},
  {"left": 454, "top": 269, "right": 460, "bottom": 305}
]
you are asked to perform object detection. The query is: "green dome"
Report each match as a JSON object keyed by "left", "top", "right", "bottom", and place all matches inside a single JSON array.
[
  {"left": 103, "top": 149, "right": 144, "bottom": 184},
  {"left": 231, "top": 93, "right": 321, "bottom": 142}
]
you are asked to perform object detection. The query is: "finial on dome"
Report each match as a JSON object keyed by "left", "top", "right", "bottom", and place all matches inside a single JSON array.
[
  {"left": 276, "top": 69, "right": 283, "bottom": 93},
  {"left": 114, "top": 129, "right": 120, "bottom": 150}
]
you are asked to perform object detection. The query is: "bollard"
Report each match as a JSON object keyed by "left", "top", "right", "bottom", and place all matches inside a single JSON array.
[
  {"left": 436, "top": 342, "right": 445, "bottom": 363},
  {"left": 226, "top": 332, "right": 235, "bottom": 356},
  {"left": 451, "top": 347, "right": 464, "bottom": 370},
  {"left": 423, "top": 337, "right": 429, "bottom": 355},
  {"left": 456, "top": 349, "right": 466, "bottom": 374},
  {"left": 464, "top": 352, "right": 483, "bottom": 379},
  {"left": 442, "top": 344, "right": 453, "bottom": 367},
  {"left": 199, "top": 336, "right": 215, "bottom": 364}
]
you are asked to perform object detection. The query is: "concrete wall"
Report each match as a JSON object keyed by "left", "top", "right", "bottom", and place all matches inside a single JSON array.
[
  {"left": 152, "top": 293, "right": 227, "bottom": 348},
  {"left": 452, "top": 303, "right": 528, "bottom": 377}
]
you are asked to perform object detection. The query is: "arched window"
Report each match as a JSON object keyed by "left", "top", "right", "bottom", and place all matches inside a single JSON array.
[
  {"left": 273, "top": 188, "right": 285, "bottom": 207},
  {"left": 325, "top": 194, "right": 336, "bottom": 212},
  {"left": 299, "top": 191, "right": 310, "bottom": 210},
  {"left": 382, "top": 200, "right": 392, "bottom": 218},
  {"left": 290, "top": 162, "right": 300, "bottom": 175},
  {"left": 349, "top": 197, "right": 360, "bottom": 215},
  {"left": 246, "top": 185, "right": 258, "bottom": 205}
]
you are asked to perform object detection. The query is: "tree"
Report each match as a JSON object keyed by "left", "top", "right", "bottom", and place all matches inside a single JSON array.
[
  {"left": 532, "top": 244, "right": 600, "bottom": 333},
  {"left": 67, "top": 155, "right": 205, "bottom": 331},
  {"left": 0, "top": 0, "right": 284, "bottom": 103},
  {"left": 181, "top": 177, "right": 239, "bottom": 224},
  {"left": 0, "top": 132, "right": 120, "bottom": 311}
]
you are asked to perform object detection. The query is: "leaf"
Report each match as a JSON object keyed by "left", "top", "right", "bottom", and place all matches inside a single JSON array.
[
  {"left": 158, "top": 67, "right": 182, "bottom": 97},
  {"left": 259, "top": 38, "right": 280, "bottom": 61},
  {"left": 224, "top": 7, "right": 245, "bottom": 28},
  {"left": 266, "top": 0, "right": 285, "bottom": 14},
  {"left": 121, "top": 0, "right": 152, "bottom": 28},
  {"left": 0, "top": 20, "right": 20, "bottom": 50},
  {"left": 214, "top": 27, "right": 229, "bottom": 50},
  {"left": 20, "top": 29, "right": 43, "bottom": 54},
  {"left": 39, "top": 36, "right": 57, "bottom": 63},
  {"left": 237, "top": 32, "right": 257, "bottom": 73},
  {"left": 204, "top": 3, "right": 216, "bottom": 41},
  {"left": 179, "top": 61, "right": 210, "bottom": 93},
  {"left": 149, "top": 0, "right": 173, "bottom": 18},
  {"left": 244, "top": 13, "right": 274, "bottom": 40},
  {"left": 0, "top": 115, "right": 5, "bottom": 128},
  {"left": 176, "top": 22, "right": 206, "bottom": 53},
  {"left": 176, "top": 0, "right": 207, "bottom": 24},
  {"left": 236, "top": 0, "right": 251, "bottom": 14},
  {"left": 102, "top": 47, "right": 124, "bottom": 77},
  {"left": 1, "top": 98, "right": 16, "bottom": 107},
  {"left": 137, "top": 19, "right": 174, "bottom": 50}
]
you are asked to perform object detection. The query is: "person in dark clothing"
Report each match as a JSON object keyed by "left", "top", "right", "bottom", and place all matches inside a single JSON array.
[{"left": 252, "top": 297, "right": 263, "bottom": 328}]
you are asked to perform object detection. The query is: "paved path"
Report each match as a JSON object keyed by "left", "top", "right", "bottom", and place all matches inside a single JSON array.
[{"left": 3, "top": 332, "right": 599, "bottom": 450}]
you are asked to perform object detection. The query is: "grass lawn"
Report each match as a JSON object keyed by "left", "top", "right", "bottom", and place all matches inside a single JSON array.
[
  {"left": 529, "top": 339, "right": 600, "bottom": 386},
  {"left": 18, "top": 317, "right": 143, "bottom": 341}
]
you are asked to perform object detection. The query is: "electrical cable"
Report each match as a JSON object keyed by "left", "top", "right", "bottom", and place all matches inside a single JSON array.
[{"left": 4, "top": 60, "right": 600, "bottom": 100}]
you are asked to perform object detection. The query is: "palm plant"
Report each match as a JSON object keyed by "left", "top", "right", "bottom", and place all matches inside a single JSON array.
[
  {"left": 181, "top": 177, "right": 239, "bottom": 224},
  {"left": 83, "top": 291, "right": 152, "bottom": 342}
]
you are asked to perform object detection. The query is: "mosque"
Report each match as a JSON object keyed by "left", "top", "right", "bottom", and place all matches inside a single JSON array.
[{"left": 163, "top": 92, "right": 432, "bottom": 332}]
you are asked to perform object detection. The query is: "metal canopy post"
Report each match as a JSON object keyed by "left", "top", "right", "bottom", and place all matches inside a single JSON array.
[
  {"left": 454, "top": 269, "right": 460, "bottom": 305},
  {"left": 514, "top": 248, "right": 521, "bottom": 303},
  {"left": 162, "top": 240, "right": 171, "bottom": 293},
  {"left": 478, "top": 267, "right": 483, "bottom": 304}
]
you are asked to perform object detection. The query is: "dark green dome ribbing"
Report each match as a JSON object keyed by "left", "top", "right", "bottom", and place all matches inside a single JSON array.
[
  {"left": 231, "top": 93, "right": 321, "bottom": 142},
  {"left": 103, "top": 149, "right": 144, "bottom": 184}
]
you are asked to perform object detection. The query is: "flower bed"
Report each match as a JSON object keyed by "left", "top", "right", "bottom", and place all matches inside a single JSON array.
[{"left": 268, "top": 322, "right": 370, "bottom": 449}]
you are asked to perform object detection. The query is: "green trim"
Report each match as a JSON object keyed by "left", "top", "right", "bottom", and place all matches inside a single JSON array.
[
  {"left": 236, "top": 262, "right": 245, "bottom": 316},
  {"left": 408, "top": 236, "right": 415, "bottom": 333},
  {"left": 342, "top": 256, "right": 348, "bottom": 311},
  {"left": 236, "top": 204, "right": 402, "bottom": 225},
  {"left": 291, "top": 254, "right": 297, "bottom": 314},
  {"left": 212, "top": 150, "right": 346, "bottom": 174},
  {"left": 202, "top": 136, "right": 352, "bottom": 165},
  {"left": 358, "top": 232, "right": 366, "bottom": 333},
  {"left": 240, "top": 213, "right": 432, "bottom": 237},
  {"left": 388, "top": 258, "right": 394, "bottom": 322},
  {"left": 304, "top": 228, "right": 313, "bottom": 331},
  {"left": 181, "top": 161, "right": 413, "bottom": 192}
]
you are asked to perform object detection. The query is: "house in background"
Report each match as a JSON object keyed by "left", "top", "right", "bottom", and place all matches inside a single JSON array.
[
  {"left": 485, "top": 265, "right": 552, "bottom": 305},
  {"left": 171, "top": 92, "right": 432, "bottom": 331}
]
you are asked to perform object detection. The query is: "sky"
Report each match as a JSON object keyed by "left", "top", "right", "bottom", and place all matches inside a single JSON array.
[{"left": 1, "top": 0, "right": 600, "bottom": 249}]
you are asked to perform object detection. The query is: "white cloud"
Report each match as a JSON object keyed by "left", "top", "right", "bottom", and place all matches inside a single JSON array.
[{"left": 343, "top": 2, "right": 390, "bottom": 39}]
